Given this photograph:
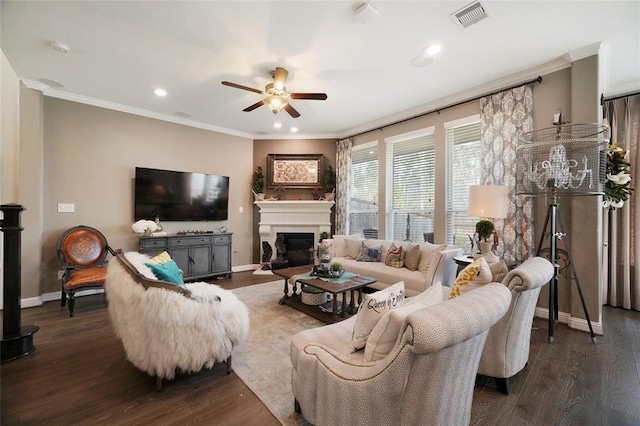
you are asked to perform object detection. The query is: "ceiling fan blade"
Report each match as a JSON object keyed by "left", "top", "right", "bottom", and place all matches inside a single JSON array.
[
  {"left": 290, "top": 93, "right": 328, "bottom": 100},
  {"left": 273, "top": 67, "right": 288, "bottom": 89},
  {"left": 222, "top": 81, "right": 263, "bottom": 94},
  {"left": 243, "top": 100, "right": 265, "bottom": 112},
  {"left": 284, "top": 103, "right": 300, "bottom": 118}
]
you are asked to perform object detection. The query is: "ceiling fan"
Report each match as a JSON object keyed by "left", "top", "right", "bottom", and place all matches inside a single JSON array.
[{"left": 222, "top": 67, "right": 327, "bottom": 118}]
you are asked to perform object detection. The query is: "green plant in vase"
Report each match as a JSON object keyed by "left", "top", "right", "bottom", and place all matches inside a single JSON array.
[
  {"left": 323, "top": 165, "right": 336, "bottom": 200},
  {"left": 251, "top": 166, "right": 265, "bottom": 201},
  {"left": 475, "top": 219, "right": 495, "bottom": 256},
  {"left": 331, "top": 261, "right": 342, "bottom": 271}
]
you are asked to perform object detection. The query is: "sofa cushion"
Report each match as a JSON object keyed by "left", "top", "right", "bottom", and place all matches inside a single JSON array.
[
  {"left": 384, "top": 243, "right": 404, "bottom": 268},
  {"left": 356, "top": 242, "right": 384, "bottom": 262},
  {"left": 417, "top": 243, "right": 446, "bottom": 273},
  {"left": 364, "top": 282, "right": 443, "bottom": 361},
  {"left": 404, "top": 244, "right": 421, "bottom": 271},
  {"left": 351, "top": 282, "right": 405, "bottom": 351},
  {"left": 345, "top": 238, "right": 364, "bottom": 259},
  {"left": 449, "top": 257, "right": 492, "bottom": 299},
  {"left": 332, "top": 234, "right": 361, "bottom": 257}
]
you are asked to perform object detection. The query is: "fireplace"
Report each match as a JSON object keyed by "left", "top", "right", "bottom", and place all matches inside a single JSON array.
[
  {"left": 255, "top": 200, "right": 334, "bottom": 267},
  {"left": 278, "top": 232, "right": 314, "bottom": 267}
]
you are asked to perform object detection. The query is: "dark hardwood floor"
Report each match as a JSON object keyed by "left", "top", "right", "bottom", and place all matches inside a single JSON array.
[{"left": 2, "top": 271, "right": 640, "bottom": 425}]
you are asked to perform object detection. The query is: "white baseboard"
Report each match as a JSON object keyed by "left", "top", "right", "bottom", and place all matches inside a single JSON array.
[
  {"left": 535, "top": 307, "right": 603, "bottom": 335},
  {"left": 16, "top": 265, "right": 257, "bottom": 309}
]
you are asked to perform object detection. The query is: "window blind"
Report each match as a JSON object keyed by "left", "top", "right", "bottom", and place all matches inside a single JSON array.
[
  {"left": 446, "top": 121, "right": 481, "bottom": 248},
  {"left": 386, "top": 132, "right": 435, "bottom": 241}
]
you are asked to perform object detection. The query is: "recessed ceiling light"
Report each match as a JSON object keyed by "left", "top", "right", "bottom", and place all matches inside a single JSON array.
[
  {"left": 290, "top": 127, "right": 298, "bottom": 133},
  {"left": 154, "top": 88, "right": 167, "bottom": 97},
  {"left": 425, "top": 44, "right": 442, "bottom": 56},
  {"left": 273, "top": 122, "right": 282, "bottom": 129}
]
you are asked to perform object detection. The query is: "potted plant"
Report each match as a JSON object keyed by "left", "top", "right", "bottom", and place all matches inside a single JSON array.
[
  {"left": 475, "top": 219, "right": 495, "bottom": 255},
  {"left": 323, "top": 165, "right": 336, "bottom": 200},
  {"left": 251, "top": 166, "right": 265, "bottom": 201}
]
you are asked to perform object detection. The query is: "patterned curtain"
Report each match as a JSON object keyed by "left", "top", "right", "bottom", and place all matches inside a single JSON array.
[
  {"left": 480, "top": 85, "right": 534, "bottom": 265},
  {"left": 335, "top": 138, "right": 352, "bottom": 235},
  {"left": 603, "top": 94, "right": 640, "bottom": 310}
]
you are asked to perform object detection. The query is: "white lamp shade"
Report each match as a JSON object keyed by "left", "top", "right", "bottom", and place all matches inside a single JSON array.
[{"left": 467, "top": 185, "right": 509, "bottom": 219}]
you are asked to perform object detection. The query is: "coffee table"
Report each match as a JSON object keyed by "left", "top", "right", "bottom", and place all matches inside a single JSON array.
[{"left": 273, "top": 265, "right": 377, "bottom": 324}]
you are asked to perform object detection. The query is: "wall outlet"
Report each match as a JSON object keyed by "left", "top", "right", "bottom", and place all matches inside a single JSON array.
[
  {"left": 57, "top": 203, "right": 75, "bottom": 213},
  {"left": 239, "top": 206, "right": 244, "bottom": 213}
]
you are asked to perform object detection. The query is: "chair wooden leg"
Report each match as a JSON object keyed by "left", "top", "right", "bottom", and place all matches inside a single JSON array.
[
  {"left": 226, "top": 355, "right": 232, "bottom": 374},
  {"left": 61, "top": 289, "right": 67, "bottom": 306},
  {"left": 294, "top": 399, "right": 301, "bottom": 414},
  {"left": 495, "top": 377, "right": 510, "bottom": 395},
  {"left": 156, "top": 376, "right": 163, "bottom": 392},
  {"left": 68, "top": 292, "right": 75, "bottom": 317}
]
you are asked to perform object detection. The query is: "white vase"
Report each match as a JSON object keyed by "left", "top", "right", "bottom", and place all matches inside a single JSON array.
[{"left": 478, "top": 241, "right": 498, "bottom": 263}]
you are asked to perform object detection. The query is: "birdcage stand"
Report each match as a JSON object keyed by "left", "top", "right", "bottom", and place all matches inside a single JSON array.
[{"left": 536, "top": 201, "right": 597, "bottom": 344}]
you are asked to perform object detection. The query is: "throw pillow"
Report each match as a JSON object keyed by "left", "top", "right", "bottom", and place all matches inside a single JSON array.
[
  {"left": 364, "top": 282, "right": 443, "bottom": 361},
  {"left": 146, "top": 260, "right": 185, "bottom": 286},
  {"left": 351, "top": 282, "right": 405, "bottom": 351},
  {"left": 489, "top": 259, "right": 509, "bottom": 283},
  {"left": 404, "top": 244, "right": 421, "bottom": 271},
  {"left": 384, "top": 243, "right": 404, "bottom": 268},
  {"left": 147, "top": 251, "right": 172, "bottom": 265},
  {"left": 332, "top": 234, "right": 361, "bottom": 257},
  {"left": 356, "top": 242, "right": 384, "bottom": 262},
  {"left": 417, "top": 243, "right": 446, "bottom": 273},
  {"left": 344, "top": 238, "right": 364, "bottom": 259},
  {"left": 124, "top": 251, "right": 157, "bottom": 279},
  {"left": 449, "top": 256, "right": 492, "bottom": 299}
]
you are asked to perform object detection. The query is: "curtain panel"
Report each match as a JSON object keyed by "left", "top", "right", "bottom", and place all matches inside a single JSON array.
[
  {"left": 603, "top": 94, "right": 640, "bottom": 310},
  {"left": 335, "top": 138, "right": 352, "bottom": 235},
  {"left": 480, "top": 85, "right": 534, "bottom": 265}
]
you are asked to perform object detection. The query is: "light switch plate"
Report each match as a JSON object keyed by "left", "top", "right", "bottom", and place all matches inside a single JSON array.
[
  {"left": 239, "top": 206, "right": 244, "bottom": 213},
  {"left": 58, "top": 203, "right": 75, "bottom": 213}
]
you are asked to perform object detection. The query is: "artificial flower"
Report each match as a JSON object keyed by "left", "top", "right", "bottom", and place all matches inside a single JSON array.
[
  {"left": 602, "top": 142, "right": 634, "bottom": 210},
  {"left": 132, "top": 219, "right": 158, "bottom": 234}
]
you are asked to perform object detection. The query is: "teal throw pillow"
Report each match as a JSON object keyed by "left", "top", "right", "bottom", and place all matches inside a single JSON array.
[{"left": 145, "top": 260, "right": 185, "bottom": 286}]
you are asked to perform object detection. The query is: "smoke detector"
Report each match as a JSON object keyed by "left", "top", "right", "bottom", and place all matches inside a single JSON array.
[
  {"left": 451, "top": 1, "right": 491, "bottom": 29},
  {"left": 49, "top": 41, "right": 70, "bottom": 53}
]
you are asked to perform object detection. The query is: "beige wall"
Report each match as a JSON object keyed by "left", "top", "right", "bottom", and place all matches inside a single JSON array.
[
  {"left": 37, "top": 97, "right": 254, "bottom": 297},
  {"left": 251, "top": 138, "right": 337, "bottom": 261}
]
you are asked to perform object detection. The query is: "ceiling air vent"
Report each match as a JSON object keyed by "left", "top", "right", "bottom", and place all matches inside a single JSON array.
[{"left": 451, "top": 0, "right": 491, "bottom": 29}]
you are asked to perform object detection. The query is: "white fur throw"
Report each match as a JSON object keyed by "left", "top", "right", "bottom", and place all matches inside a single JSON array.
[{"left": 105, "top": 251, "right": 249, "bottom": 380}]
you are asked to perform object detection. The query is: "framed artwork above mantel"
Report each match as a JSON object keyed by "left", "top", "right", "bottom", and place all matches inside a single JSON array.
[{"left": 266, "top": 154, "right": 324, "bottom": 188}]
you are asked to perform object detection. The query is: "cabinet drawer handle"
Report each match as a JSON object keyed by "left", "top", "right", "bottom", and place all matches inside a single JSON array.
[{"left": 188, "top": 255, "right": 194, "bottom": 264}]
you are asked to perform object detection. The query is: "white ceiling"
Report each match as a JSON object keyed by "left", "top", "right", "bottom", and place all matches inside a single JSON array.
[{"left": 1, "top": 1, "right": 638, "bottom": 139}]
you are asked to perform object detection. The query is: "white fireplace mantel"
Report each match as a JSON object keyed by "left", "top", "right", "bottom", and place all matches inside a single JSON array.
[{"left": 255, "top": 200, "right": 334, "bottom": 262}]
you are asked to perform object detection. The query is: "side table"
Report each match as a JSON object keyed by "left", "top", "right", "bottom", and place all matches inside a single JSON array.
[{"left": 453, "top": 255, "right": 474, "bottom": 276}]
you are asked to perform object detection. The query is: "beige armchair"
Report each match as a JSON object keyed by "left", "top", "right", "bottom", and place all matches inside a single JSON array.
[
  {"left": 290, "top": 283, "right": 511, "bottom": 426},
  {"left": 477, "top": 256, "right": 554, "bottom": 394}
]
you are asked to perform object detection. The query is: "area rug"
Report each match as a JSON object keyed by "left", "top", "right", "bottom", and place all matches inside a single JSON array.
[{"left": 231, "top": 280, "right": 322, "bottom": 425}]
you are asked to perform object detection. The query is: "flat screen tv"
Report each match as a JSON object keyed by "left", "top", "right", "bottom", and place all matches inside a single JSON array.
[{"left": 134, "top": 167, "right": 229, "bottom": 221}]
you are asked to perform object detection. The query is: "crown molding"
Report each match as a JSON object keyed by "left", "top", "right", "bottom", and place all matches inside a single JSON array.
[{"left": 20, "top": 79, "right": 255, "bottom": 140}]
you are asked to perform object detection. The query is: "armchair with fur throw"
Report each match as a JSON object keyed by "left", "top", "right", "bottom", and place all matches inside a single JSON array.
[{"left": 105, "top": 251, "right": 249, "bottom": 390}]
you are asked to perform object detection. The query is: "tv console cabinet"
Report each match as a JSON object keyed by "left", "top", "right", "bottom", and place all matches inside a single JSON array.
[{"left": 139, "top": 233, "right": 232, "bottom": 281}]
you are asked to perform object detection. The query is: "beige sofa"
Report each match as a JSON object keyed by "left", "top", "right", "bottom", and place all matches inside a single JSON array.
[
  {"left": 329, "top": 234, "right": 463, "bottom": 296},
  {"left": 291, "top": 283, "right": 512, "bottom": 426}
]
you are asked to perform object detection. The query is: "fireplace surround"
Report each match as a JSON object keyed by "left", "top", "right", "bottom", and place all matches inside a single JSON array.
[{"left": 255, "top": 200, "right": 334, "bottom": 265}]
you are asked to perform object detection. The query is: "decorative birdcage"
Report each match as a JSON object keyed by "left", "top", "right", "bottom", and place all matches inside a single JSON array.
[{"left": 515, "top": 123, "right": 609, "bottom": 198}]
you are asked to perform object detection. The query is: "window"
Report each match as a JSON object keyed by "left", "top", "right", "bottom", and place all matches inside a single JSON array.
[
  {"left": 350, "top": 142, "right": 378, "bottom": 236},
  {"left": 386, "top": 128, "right": 435, "bottom": 242},
  {"left": 446, "top": 118, "right": 481, "bottom": 251}
]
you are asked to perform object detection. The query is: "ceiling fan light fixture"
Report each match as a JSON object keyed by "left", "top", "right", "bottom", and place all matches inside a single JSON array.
[{"left": 265, "top": 95, "right": 288, "bottom": 114}]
